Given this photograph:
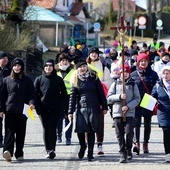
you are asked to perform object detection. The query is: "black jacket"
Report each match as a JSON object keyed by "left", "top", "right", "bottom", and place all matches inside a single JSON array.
[
  {"left": 0, "top": 74, "right": 36, "bottom": 114},
  {"left": 68, "top": 75, "right": 107, "bottom": 133},
  {"left": 34, "top": 73, "right": 68, "bottom": 115},
  {"left": 131, "top": 66, "right": 159, "bottom": 116}
]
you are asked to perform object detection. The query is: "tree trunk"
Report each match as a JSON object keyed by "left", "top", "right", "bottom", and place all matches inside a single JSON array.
[
  {"left": 146, "top": 0, "right": 152, "bottom": 29},
  {"left": 156, "top": 0, "right": 165, "bottom": 18},
  {"left": 113, "top": 0, "right": 122, "bottom": 40}
]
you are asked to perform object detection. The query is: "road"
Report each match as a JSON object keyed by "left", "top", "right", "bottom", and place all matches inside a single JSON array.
[{"left": 0, "top": 113, "right": 169, "bottom": 170}]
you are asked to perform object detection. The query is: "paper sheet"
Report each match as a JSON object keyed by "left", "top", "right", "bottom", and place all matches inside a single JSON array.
[
  {"left": 63, "top": 121, "right": 72, "bottom": 133},
  {"left": 23, "top": 104, "right": 36, "bottom": 120},
  {"left": 140, "top": 93, "right": 157, "bottom": 111}
]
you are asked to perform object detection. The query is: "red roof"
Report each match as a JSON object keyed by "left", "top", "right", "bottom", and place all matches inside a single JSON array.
[
  {"left": 70, "top": 2, "right": 84, "bottom": 15},
  {"left": 29, "top": 0, "right": 56, "bottom": 9}
]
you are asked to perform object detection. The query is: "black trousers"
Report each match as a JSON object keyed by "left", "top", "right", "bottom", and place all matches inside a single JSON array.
[
  {"left": 40, "top": 110, "right": 60, "bottom": 151},
  {"left": 162, "top": 127, "right": 170, "bottom": 154},
  {"left": 114, "top": 117, "right": 134, "bottom": 154},
  {"left": 77, "top": 124, "right": 95, "bottom": 157},
  {"left": 134, "top": 116, "right": 152, "bottom": 143},
  {"left": 0, "top": 117, "right": 3, "bottom": 143},
  {"left": 3, "top": 113, "right": 27, "bottom": 158}
]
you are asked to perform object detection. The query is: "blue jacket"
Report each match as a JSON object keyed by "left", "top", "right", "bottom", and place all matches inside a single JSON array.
[
  {"left": 151, "top": 79, "right": 170, "bottom": 127},
  {"left": 131, "top": 66, "right": 159, "bottom": 117}
]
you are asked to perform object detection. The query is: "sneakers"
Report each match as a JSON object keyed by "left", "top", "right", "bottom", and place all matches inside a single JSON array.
[
  {"left": 165, "top": 154, "right": 170, "bottom": 163},
  {"left": 3, "top": 150, "right": 12, "bottom": 162},
  {"left": 78, "top": 145, "right": 87, "bottom": 159},
  {"left": 66, "top": 139, "right": 71, "bottom": 145},
  {"left": 16, "top": 156, "right": 24, "bottom": 161},
  {"left": 45, "top": 150, "right": 56, "bottom": 159},
  {"left": 143, "top": 142, "right": 149, "bottom": 153},
  {"left": 88, "top": 155, "right": 94, "bottom": 162},
  {"left": 97, "top": 145, "right": 104, "bottom": 155},
  {"left": 133, "top": 142, "right": 140, "bottom": 155},
  {"left": 57, "top": 136, "right": 62, "bottom": 143}
]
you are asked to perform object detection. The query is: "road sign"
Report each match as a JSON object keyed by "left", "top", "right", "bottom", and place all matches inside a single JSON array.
[
  {"left": 93, "top": 22, "right": 100, "bottom": 29},
  {"left": 83, "top": 22, "right": 92, "bottom": 30},
  {"left": 156, "top": 26, "right": 163, "bottom": 30},
  {"left": 139, "top": 25, "right": 146, "bottom": 29},
  {"left": 156, "top": 19, "right": 163, "bottom": 27},
  {"left": 94, "top": 28, "right": 100, "bottom": 32},
  {"left": 138, "top": 16, "right": 147, "bottom": 25}
]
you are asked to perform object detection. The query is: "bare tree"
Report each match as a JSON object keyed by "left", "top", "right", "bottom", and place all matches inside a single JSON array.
[{"left": 146, "top": 0, "right": 152, "bottom": 29}]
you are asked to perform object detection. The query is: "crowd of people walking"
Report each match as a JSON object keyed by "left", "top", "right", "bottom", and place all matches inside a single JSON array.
[{"left": 0, "top": 37, "right": 170, "bottom": 163}]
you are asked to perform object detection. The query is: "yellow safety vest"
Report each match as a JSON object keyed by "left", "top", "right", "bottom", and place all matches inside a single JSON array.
[
  {"left": 57, "top": 69, "right": 75, "bottom": 95},
  {"left": 150, "top": 43, "right": 159, "bottom": 50}
]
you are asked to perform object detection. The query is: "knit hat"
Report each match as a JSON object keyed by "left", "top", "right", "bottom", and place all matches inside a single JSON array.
[
  {"left": 105, "top": 48, "right": 110, "bottom": 54},
  {"left": 130, "top": 49, "right": 138, "bottom": 57},
  {"left": 137, "top": 53, "right": 149, "bottom": 65},
  {"left": 159, "top": 42, "right": 165, "bottom": 47},
  {"left": 58, "top": 53, "right": 69, "bottom": 62},
  {"left": 111, "top": 63, "right": 119, "bottom": 73},
  {"left": 132, "top": 40, "right": 137, "bottom": 45},
  {"left": 113, "top": 41, "right": 119, "bottom": 47},
  {"left": 0, "top": 51, "right": 8, "bottom": 59},
  {"left": 11, "top": 58, "right": 24, "bottom": 71},
  {"left": 43, "top": 58, "right": 55, "bottom": 68},
  {"left": 119, "top": 64, "right": 131, "bottom": 74},
  {"left": 75, "top": 59, "right": 87, "bottom": 69},
  {"left": 161, "top": 66, "right": 170, "bottom": 75},
  {"left": 89, "top": 47, "right": 100, "bottom": 56},
  {"left": 161, "top": 52, "right": 170, "bottom": 58}
]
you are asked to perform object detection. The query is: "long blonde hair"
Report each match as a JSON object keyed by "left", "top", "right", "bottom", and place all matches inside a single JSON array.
[{"left": 69, "top": 67, "right": 98, "bottom": 87}]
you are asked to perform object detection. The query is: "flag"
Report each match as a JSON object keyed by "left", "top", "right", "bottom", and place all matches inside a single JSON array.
[{"left": 140, "top": 93, "right": 157, "bottom": 111}]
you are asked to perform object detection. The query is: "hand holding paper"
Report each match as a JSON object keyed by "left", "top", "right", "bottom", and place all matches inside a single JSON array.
[{"left": 23, "top": 104, "right": 36, "bottom": 120}]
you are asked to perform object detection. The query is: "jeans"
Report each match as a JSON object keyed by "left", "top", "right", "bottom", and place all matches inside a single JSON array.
[{"left": 57, "top": 115, "right": 73, "bottom": 140}]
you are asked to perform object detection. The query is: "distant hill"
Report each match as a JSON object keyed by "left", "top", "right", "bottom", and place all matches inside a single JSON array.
[{"left": 83, "top": 0, "right": 111, "bottom": 9}]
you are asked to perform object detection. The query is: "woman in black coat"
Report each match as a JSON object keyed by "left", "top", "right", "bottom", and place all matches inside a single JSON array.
[
  {"left": 34, "top": 59, "right": 68, "bottom": 159},
  {"left": 68, "top": 59, "right": 108, "bottom": 161},
  {"left": 0, "top": 58, "right": 36, "bottom": 162},
  {"left": 151, "top": 66, "right": 170, "bottom": 163}
]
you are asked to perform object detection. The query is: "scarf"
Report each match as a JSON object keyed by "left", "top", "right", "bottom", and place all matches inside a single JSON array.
[
  {"left": 58, "top": 63, "right": 70, "bottom": 71},
  {"left": 78, "top": 70, "right": 90, "bottom": 81}
]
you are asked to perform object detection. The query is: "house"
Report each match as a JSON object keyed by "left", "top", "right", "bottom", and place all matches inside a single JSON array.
[
  {"left": 24, "top": 5, "right": 74, "bottom": 47},
  {"left": 30, "top": 0, "right": 91, "bottom": 45}
]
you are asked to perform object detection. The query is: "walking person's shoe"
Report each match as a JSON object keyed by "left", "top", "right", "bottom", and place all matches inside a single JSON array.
[
  {"left": 97, "top": 145, "right": 104, "bottom": 155},
  {"left": 143, "top": 142, "right": 149, "bottom": 153},
  {"left": 3, "top": 150, "right": 12, "bottom": 162},
  {"left": 66, "top": 138, "right": 71, "bottom": 145},
  {"left": 119, "top": 152, "right": 127, "bottom": 163},
  {"left": 45, "top": 150, "right": 56, "bottom": 159},
  {"left": 127, "top": 150, "right": 133, "bottom": 160},
  {"left": 16, "top": 156, "right": 24, "bottom": 161},
  {"left": 165, "top": 154, "right": 170, "bottom": 163},
  {"left": 57, "top": 136, "right": 62, "bottom": 143},
  {"left": 133, "top": 142, "right": 140, "bottom": 155},
  {"left": 78, "top": 145, "right": 87, "bottom": 159}
]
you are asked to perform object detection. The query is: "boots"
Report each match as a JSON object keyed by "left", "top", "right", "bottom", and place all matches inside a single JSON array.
[
  {"left": 143, "top": 142, "right": 149, "bottom": 153},
  {"left": 133, "top": 142, "right": 140, "bottom": 155}
]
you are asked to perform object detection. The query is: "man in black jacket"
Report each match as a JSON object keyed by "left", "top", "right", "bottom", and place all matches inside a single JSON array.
[{"left": 0, "top": 51, "right": 11, "bottom": 148}]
